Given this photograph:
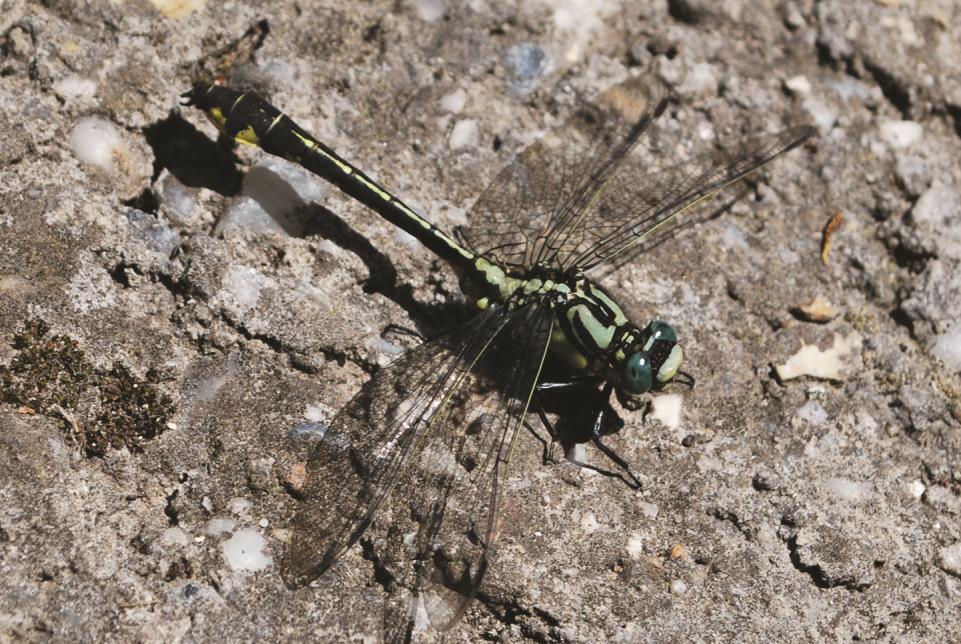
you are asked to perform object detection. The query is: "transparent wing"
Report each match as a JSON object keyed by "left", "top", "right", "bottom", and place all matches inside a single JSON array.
[
  {"left": 459, "top": 74, "right": 669, "bottom": 270},
  {"left": 281, "top": 305, "right": 514, "bottom": 588},
  {"left": 565, "top": 125, "right": 816, "bottom": 272},
  {"left": 378, "top": 304, "right": 553, "bottom": 638}
]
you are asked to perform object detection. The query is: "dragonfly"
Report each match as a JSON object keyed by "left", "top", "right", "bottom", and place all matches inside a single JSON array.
[{"left": 183, "top": 75, "right": 813, "bottom": 637}]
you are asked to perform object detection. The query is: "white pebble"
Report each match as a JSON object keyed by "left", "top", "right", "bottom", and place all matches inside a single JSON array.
[
  {"left": 70, "top": 116, "right": 123, "bottom": 173},
  {"left": 822, "top": 477, "right": 870, "bottom": 503},
  {"left": 160, "top": 527, "right": 189, "bottom": 547},
  {"left": 651, "top": 394, "right": 683, "bottom": 429},
  {"left": 931, "top": 327, "right": 961, "bottom": 373},
  {"left": 906, "top": 479, "right": 926, "bottom": 499},
  {"left": 670, "top": 579, "right": 687, "bottom": 594},
  {"left": 228, "top": 497, "right": 253, "bottom": 517},
  {"left": 638, "top": 501, "right": 658, "bottom": 520},
  {"left": 439, "top": 88, "right": 467, "bottom": 113},
  {"left": 785, "top": 75, "right": 812, "bottom": 95},
  {"left": 413, "top": 0, "right": 445, "bottom": 22},
  {"left": 938, "top": 542, "right": 961, "bottom": 576},
  {"left": 626, "top": 534, "right": 645, "bottom": 557},
  {"left": 912, "top": 182, "right": 958, "bottom": 227},
  {"left": 53, "top": 76, "right": 97, "bottom": 100},
  {"left": 222, "top": 529, "right": 273, "bottom": 572},
  {"left": 448, "top": 119, "right": 479, "bottom": 151},
  {"left": 879, "top": 120, "right": 923, "bottom": 149},
  {"left": 796, "top": 400, "right": 828, "bottom": 426},
  {"left": 774, "top": 333, "right": 862, "bottom": 382},
  {"left": 580, "top": 511, "right": 600, "bottom": 534},
  {"left": 803, "top": 96, "right": 837, "bottom": 132},
  {"left": 206, "top": 517, "right": 237, "bottom": 536}
]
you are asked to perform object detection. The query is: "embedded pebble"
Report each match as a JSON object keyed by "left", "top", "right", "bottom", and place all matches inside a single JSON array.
[
  {"left": 229, "top": 497, "right": 253, "bottom": 517},
  {"left": 803, "top": 96, "right": 837, "bottom": 132},
  {"left": 912, "top": 182, "right": 958, "bottom": 227},
  {"left": 222, "top": 529, "right": 272, "bottom": 572},
  {"left": 651, "top": 394, "right": 683, "bottom": 429},
  {"left": 626, "top": 534, "right": 645, "bottom": 557},
  {"left": 439, "top": 88, "right": 466, "bottom": 113},
  {"left": 774, "top": 333, "right": 862, "bottom": 381},
  {"left": 504, "top": 43, "right": 551, "bottom": 94},
  {"left": 217, "top": 158, "right": 328, "bottom": 236},
  {"left": 288, "top": 422, "right": 328, "bottom": 441},
  {"left": 822, "top": 477, "right": 871, "bottom": 503},
  {"left": 931, "top": 328, "right": 961, "bottom": 373},
  {"left": 161, "top": 527, "right": 189, "bottom": 547},
  {"left": 784, "top": 75, "right": 812, "bottom": 95},
  {"left": 449, "top": 119, "right": 479, "bottom": 151},
  {"left": 53, "top": 76, "right": 97, "bottom": 101},
  {"left": 157, "top": 172, "right": 198, "bottom": 224},
  {"left": 126, "top": 210, "right": 181, "bottom": 255},
  {"left": 413, "top": 0, "right": 445, "bottom": 22},
  {"left": 795, "top": 295, "right": 837, "bottom": 323},
  {"left": 70, "top": 117, "right": 123, "bottom": 173},
  {"left": 213, "top": 265, "right": 275, "bottom": 318},
  {"left": 206, "top": 517, "right": 237, "bottom": 537},
  {"left": 879, "top": 120, "right": 923, "bottom": 149},
  {"left": 796, "top": 400, "right": 828, "bottom": 426},
  {"left": 939, "top": 543, "right": 961, "bottom": 577},
  {"left": 906, "top": 480, "right": 926, "bottom": 499},
  {"left": 894, "top": 155, "right": 929, "bottom": 198},
  {"left": 580, "top": 511, "right": 600, "bottom": 533},
  {"left": 670, "top": 579, "right": 688, "bottom": 594},
  {"left": 677, "top": 63, "right": 718, "bottom": 99},
  {"left": 147, "top": 0, "right": 206, "bottom": 18}
]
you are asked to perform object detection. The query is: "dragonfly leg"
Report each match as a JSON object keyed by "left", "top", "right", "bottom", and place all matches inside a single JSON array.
[
  {"left": 590, "top": 382, "right": 643, "bottom": 490},
  {"left": 530, "top": 394, "right": 560, "bottom": 465}
]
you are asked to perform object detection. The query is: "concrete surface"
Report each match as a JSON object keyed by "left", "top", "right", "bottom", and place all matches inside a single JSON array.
[{"left": 1, "top": 0, "right": 959, "bottom": 641}]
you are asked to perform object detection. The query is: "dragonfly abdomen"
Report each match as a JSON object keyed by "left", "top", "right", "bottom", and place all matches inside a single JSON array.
[{"left": 182, "top": 83, "right": 485, "bottom": 275}]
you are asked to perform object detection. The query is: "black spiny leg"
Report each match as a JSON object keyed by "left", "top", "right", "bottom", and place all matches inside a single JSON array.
[
  {"left": 531, "top": 379, "right": 595, "bottom": 465},
  {"left": 534, "top": 379, "right": 643, "bottom": 489},
  {"left": 590, "top": 382, "right": 643, "bottom": 490}
]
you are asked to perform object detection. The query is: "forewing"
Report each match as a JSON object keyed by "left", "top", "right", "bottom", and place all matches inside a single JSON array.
[
  {"left": 281, "top": 305, "right": 514, "bottom": 588},
  {"left": 378, "top": 304, "right": 554, "bottom": 639},
  {"left": 459, "top": 75, "right": 668, "bottom": 269},
  {"left": 567, "top": 125, "right": 816, "bottom": 272}
]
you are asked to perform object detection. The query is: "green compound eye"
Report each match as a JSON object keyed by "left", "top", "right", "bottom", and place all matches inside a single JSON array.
[
  {"left": 622, "top": 351, "right": 653, "bottom": 395},
  {"left": 646, "top": 320, "right": 677, "bottom": 344}
]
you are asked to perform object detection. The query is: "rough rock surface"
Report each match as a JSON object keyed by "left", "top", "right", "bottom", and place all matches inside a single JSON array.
[{"left": 1, "top": 0, "right": 960, "bottom": 641}]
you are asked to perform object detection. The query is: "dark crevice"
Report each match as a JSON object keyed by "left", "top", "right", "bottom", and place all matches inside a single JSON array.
[
  {"left": 862, "top": 59, "right": 911, "bottom": 118},
  {"left": 108, "top": 263, "right": 133, "bottom": 288},
  {"left": 163, "top": 489, "right": 180, "bottom": 526},
  {"left": 122, "top": 188, "right": 160, "bottom": 214},
  {"left": 785, "top": 534, "right": 833, "bottom": 590},
  {"left": 888, "top": 306, "right": 915, "bottom": 338},
  {"left": 946, "top": 103, "right": 961, "bottom": 140},
  {"left": 784, "top": 534, "right": 871, "bottom": 592},
  {"left": 473, "top": 588, "right": 562, "bottom": 643},
  {"left": 709, "top": 507, "right": 755, "bottom": 541},
  {"left": 667, "top": 0, "right": 706, "bottom": 24},
  {"left": 814, "top": 39, "right": 837, "bottom": 69}
]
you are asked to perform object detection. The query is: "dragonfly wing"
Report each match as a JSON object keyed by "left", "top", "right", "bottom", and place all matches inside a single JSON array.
[
  {"left": 281, "top": 305, "right": 515, "bottom": 588},
  {"left": 567, "top": 125, "right": 816, "bottom": 272},
  {"left": 459, "top": 74, "right": 668, "bottom": 270},
  {"left": 377, "top": 304, "right": 554, "bottom": 638}
]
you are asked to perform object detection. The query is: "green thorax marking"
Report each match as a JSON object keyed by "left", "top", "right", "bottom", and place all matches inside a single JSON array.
[{"left": 466, "top": 267, "right": 642, "bottom": 375}]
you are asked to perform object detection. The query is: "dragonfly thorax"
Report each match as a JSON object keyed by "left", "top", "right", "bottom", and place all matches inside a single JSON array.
[{"left": 491, "top": 268, "right": 684, "bottom": 396}]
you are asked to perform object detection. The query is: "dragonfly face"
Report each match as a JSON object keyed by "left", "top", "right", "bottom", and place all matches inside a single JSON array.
[{"left": 619, "top": 320, "right": 683, "bottom": 395}]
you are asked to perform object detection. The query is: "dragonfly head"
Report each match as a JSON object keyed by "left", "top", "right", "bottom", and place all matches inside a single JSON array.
[{"left": 620, "top": 320, "right": 683, "bottom": 395}]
